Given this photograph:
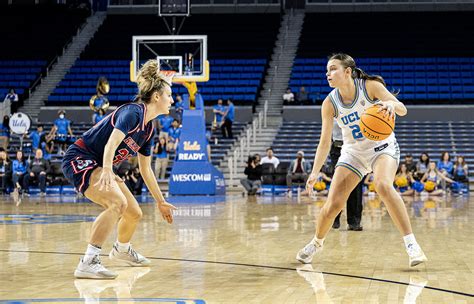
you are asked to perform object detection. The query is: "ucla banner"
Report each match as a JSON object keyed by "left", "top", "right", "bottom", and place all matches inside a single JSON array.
[{"left": 169, "top": 94, "right": 226, "bottom": 196}]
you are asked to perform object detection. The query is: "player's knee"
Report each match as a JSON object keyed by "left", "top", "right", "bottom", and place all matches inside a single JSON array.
[
  {"left": 374, "top": 180, "right": 393, "bottom": 196},
  {"left": 126, "top": 206, "right": 143, "bottom": 221},
  {"left": 324, "top": 199, "right": 345, "bottom": 217},
  {"left": 107, "top": 198, "right": 128, "bottom": 216}
]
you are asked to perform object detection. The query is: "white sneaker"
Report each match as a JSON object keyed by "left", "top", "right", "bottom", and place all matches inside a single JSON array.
[
  {"left": 296, "top": 239, "right": 323, "bottom": 264},
  {"left": 407, "top": 243, "right": 428, "bottom": 267},
  {"left": 109, "top": 243, "right": 151, "bottom": 267},
  {"left": 74, "top": 255, "right": 118, "bottom": 279}
]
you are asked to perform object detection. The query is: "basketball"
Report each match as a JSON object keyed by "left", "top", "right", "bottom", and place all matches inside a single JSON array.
[{"left": 359, "top": 105, "right": 395, "bottom": 141}]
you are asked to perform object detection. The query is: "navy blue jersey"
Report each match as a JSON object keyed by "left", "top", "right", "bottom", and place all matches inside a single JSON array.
[{"left": 80, "top": 103, "right": 155, "bottom": 166}]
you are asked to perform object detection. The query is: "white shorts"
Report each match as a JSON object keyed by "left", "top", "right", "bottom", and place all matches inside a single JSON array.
[{"left": 336, "top": 140, "right": 400, "bottom": 179}]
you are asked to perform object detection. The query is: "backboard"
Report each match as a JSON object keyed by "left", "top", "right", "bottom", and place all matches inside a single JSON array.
[{"left": 131, "top": 35, "right": 209, "bottom": 84}]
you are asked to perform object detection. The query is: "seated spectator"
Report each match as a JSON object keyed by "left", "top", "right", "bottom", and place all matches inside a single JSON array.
[
  {"left": 28, "top": 124, "right": 45, "bottom": 151},
  {"left": 3, "top": 88, "right": 18, "bottom": 116},
  {"left": 437, "top": 151, "right": 454, "bottom": 177},
  {"left": 0, "top": 149, "right": 11, "bottom": 194},
  {"left": 453, "top": 155, "right": 469, "bottom": 189},
  {"left": 403, "top": 154, "right": 416, "bottom": 175},
  {"left": 154, "top": 137, "right": 169, "bottom": 180},
  {"left": 421, "top": 161, "right": 454, "bottom": 195},
  {"left": 124, "top": 166, "right": 144, "bottom": 195},
  {"left": 286, "top": 150, "right": 312, "bottom": 197},
  {"left": 283, "top": 88, "right": 295, "bottom": 105},
  {"left": 92, "top": 108, "right": 106, "bottom": 124},
  {"left": 213, "top": 99, "right": 226, "bottom": 130},
  {"left": 23, "top": 149, "right": 50, "bottom": 196},
  {"left": 41, "top": 134, "right": 55, "bottom": 161},
  {"left": 414, "top": 152, "right": 430, "bottom": 181},
  {"left": 158, "top": 114, "right": 174, "bottom": 140},
  {"left": 167, "top": 119, "right": 182, "bottom": 152},
  {"left": 261, "top": 147, "right": 280, "bottom": 169},
  {"left": 12, "top": 150, "right": 28, "bottom": 198},
  {"left": 174, "top": 94, "right": 184, "bottom": 123},
  {"left": 296, "top": 86, "right": 309, "bottom": 104},
  {"left": 240, "top": 155, "right": 262, "bottom": 195},
  {"left": 50, "top": 110, "right": 74, "bottom": 155},
  {"left": 0, "top": 115, "right": 10, "bottom": 151},
  {"left": 254, "top": 153, "right": 261, "bottom": 165},
  {"left": 394, "top": 163, "right": 415, "bottom": 196}
]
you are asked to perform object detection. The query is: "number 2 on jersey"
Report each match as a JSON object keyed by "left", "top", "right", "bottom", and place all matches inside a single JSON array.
[{"left": 349, "top": 125, "right": 364, "bottom": 139}]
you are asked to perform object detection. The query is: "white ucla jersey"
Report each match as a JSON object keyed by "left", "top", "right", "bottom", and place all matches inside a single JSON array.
[{"left": 328, "top": 78, "right": 396, "bottom": 152}]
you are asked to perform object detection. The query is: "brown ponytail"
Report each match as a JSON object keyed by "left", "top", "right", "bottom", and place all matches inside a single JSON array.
[{"left": 329, "top": 53, "right": 386, "bottom": 87}]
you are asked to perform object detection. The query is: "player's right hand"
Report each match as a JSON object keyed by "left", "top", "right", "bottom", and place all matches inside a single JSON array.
[
  {"left": 306, "top": 172, "right": 319, "bottom": 196},
  {"left": 95, "top": 167, "right": 122, "bottom": 191}
]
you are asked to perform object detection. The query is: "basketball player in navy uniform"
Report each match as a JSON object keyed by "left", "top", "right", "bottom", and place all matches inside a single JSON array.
[{"left": 62, "top": 60, "right": 177, "bottom": 279}]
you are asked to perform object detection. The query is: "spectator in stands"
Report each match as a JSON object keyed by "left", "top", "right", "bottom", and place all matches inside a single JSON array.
[
  {"left": 286, "top": 150, "right": 312, "bottom": 197},
  {"left": 453, "top": 155, "right": 469, "bottom": 188},
  {"left": 158, "top": 114, "right": 174, "bottom": 140},
  {"left": 296, "top": 86, "right": 309, "bottom": 104},
  {"left": 28, "top": 124, "right": 45, "bottom": 151},
  {"left": 414, "top": 152, "right": 430, "bottom": 181},
  {"left": 167, "top": 119, "right": 181, "bottom": 152},
  {"left": 221, "top": 99, "right": 234, "bottom": 139},
  {"left": 12, "top": 150, "right": 27, "bottom": 199},
  {"left": 0, "top": 149, "right": 11, "bottom": 194},
  {"left": 174, "top": 94, "right": 184, "bottom": 123},
  {"left": 124, "top": 166, "right": 144, "bottom": 196},
  {"left": 0, "top": 115, "right": 10, "bottom": 150},
  {"left": 154, "top": 137, "right": 168, "bottom": 180},
  {"left": 421, "top": 161, "right": 454, "bottom": 195},
  {"left": 93, "top": 108, "right": 106, "bottom": 124},
  {"left": 283, "top": 88, "right": 295, "bottom": 105},
  {"left": 41, "top": 133, "right": 55, "bottom": 161},
  {"left": 437, "top": 151, "right": 454, "bottom": 178},
  {"left": 240, "top": 154, "right": 262, "bottom": 196},
  {"left": 254, "top": 153, "right": 261, "bottom": 165},
  {"left": 50, "top": 110, "right": 73, "bottom": 155},
  {"left": 261, "top": 147, "right": 280, "bottom": 169},
  {"left": 23, "top": 149, "right": 50, "bottom": 196},
  {"left": 3, "top": 88, "right": 18, "bottom": 115},
  {"left": 213, "top": 99, "right": 226, "bottom": 131},
  {"left": 403, "top": 154, "right": 417, "bottom": 175}
]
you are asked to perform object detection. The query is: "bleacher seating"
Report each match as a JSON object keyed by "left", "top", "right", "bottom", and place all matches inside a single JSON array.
[
  {"left": 290, "top": 57, "right": 474, "bottom": 103},
  {"left": 47, "top": 59, "right": 266, "bottom": 106},
  {"left": 0, "top": 5, "right": 89, "bottom": 101},
  {"left": 270, "top": 120, "right": 473, "bottom": 177}
]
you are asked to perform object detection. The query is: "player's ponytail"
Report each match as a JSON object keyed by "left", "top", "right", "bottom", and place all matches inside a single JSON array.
[
  {"left": 135, "top": 59, "right": 171, "bottom": 103},
  {"left": 329, "top": 53, "right": 386, "bottom": 87}
]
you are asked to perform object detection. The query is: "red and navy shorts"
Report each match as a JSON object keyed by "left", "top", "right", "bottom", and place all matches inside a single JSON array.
[{"left": 62, "top": 139, "right": 100, "bottom": 194}]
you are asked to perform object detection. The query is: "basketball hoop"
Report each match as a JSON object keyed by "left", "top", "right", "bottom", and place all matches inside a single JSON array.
[{"left": 158, "top": 70, "right": 176, "bottom": 86}]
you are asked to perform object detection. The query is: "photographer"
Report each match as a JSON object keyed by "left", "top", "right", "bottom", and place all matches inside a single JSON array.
[
  {"left": 240, "top": 155, "right": 263, "bottom": 196},
  {"left": 124, "top": 166, "right": 144, "bottom": 196}
]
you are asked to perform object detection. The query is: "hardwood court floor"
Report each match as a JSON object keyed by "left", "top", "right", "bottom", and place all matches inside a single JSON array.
[{"left": 0, "top": 193, "right": 473, "bottom": 303}]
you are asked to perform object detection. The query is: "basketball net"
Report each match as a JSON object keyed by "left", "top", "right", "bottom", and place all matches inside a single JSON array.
[{"left": 158, "top": 70, "right": 176, "bottom": 87}]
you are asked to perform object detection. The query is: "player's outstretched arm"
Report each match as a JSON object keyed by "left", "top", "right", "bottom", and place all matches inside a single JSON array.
[
  {"left": 306, "top": 97, "right": 334, "bottom": 195},
  {"left": 138, "top": 153, "right": 176, "bottom": 224}
]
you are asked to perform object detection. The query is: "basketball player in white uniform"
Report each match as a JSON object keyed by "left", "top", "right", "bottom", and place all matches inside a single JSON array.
[{"left": 296, "top": 53, "right": 427, "bottom": 267}]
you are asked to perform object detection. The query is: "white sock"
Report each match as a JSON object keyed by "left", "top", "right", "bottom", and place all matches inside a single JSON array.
[
  {"left": 116, "top": 241, "right": 130, "bottom": 253},
  {"left": 403, "top": 233, "right": 417, "bottom": 249},
  {"left": 84, "top": 244, "right": 101, "bottom": 261}
]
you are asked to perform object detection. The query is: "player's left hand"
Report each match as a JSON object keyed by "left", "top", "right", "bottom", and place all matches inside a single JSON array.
[
  {"left": 157, "top": 201, "right": 177, "bottom": 224},
  {"left": 376, "top": 101, "right": 396, "bottom": 120}
]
